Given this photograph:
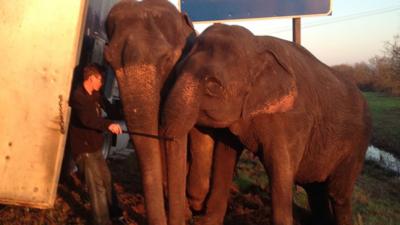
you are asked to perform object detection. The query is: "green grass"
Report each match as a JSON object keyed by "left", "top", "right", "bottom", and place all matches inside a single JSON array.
[
  {"left": 352, "top": 161, "right": 400, "bottom": 225},
  {"left": 234, "top": 153, "right": 400, "bottom": 225},
  {"left": 363, "top": 92, "right": 400, "bottom": 157}
]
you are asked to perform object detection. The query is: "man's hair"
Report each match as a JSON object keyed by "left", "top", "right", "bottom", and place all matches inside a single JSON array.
[{"left": 83, "top": 63, "right": 103, "bottom": 81}]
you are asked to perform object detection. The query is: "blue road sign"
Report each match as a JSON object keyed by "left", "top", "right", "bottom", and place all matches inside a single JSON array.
[{"left": 180, "top": 0, "right": 331, "bottom": 22}]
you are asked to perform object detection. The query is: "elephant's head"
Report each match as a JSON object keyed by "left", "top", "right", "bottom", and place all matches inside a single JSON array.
[
  {"left": 163, "top": 24, "right": 297, "bottom": 138},
  {"left": 103, "top": 1, "right": 195, "bottom": 225},
  {"left": 104, "top": 0, "right": 194, "bottom": 133}
]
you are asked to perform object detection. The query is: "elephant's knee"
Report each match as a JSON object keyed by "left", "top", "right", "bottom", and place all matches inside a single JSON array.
[{"left": 187, "top": 179, "right": 209, "bottom": 211}]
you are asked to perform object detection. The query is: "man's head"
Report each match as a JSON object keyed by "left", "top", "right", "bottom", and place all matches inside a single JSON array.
[{"left": 83, "top": 63, "right": 103, "bottom": 92}]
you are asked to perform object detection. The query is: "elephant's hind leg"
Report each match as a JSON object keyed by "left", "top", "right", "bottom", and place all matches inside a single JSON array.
[
  {"left": 327, "top": 183, "right": 353, "bottom": 225},
  {"left": 327, "top": 152, "right": 365, "bottom": 225},
  {"left": 303, "top": 182, "right": 334, "bottom": 225}
]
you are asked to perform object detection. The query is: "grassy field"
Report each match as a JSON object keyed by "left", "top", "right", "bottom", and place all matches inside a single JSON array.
[
  {"left": 233, "top": 151, "right": 400, "bottom": 225},
  {"left": 363, "top": 92, "right": 400, "bottom": 157}
]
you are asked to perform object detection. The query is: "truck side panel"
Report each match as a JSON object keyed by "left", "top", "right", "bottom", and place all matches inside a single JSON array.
[{"left": 0, "top": 0, "right": 88, "bottom": 208}]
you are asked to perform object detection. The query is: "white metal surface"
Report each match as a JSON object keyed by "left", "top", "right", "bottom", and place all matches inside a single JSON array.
[{"left": 0, "top": 0, "right": 88, "bottom": 208}]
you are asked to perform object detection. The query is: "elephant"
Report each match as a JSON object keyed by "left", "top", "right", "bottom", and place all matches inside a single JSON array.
[
  {"left": 161, "top": 24, "right": 372, "bottom": 225},
  {"left": 104, "top": 1, "right": 215, "bottom": 225}
]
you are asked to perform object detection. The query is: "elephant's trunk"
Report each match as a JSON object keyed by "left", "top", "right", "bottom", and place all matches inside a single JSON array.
[
  {"left": 162, "top": 72, "right": 200, "bottom": 137},
  {"left": 162, "top": 73, "right": 200, "bottom": 225},
  {"left": 115, "top": 66, "right": 167, "bottom": 225}
]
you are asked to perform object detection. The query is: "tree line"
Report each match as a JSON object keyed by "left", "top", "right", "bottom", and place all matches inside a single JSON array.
[{"left": 332, "top": 35, "right": 400, "bottom": 96}]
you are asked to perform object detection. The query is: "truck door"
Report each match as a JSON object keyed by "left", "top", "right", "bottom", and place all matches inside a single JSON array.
[{"left": 0, "top": 1, "right": 88, "bottom": 208}]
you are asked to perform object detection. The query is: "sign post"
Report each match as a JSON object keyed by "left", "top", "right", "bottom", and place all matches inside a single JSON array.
[{"left": 293, "top": 17, "right": 301, "bottom": 44}]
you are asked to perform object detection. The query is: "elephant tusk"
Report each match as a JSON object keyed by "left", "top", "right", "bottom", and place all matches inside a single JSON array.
[{"left": 122, "top": 130, "right": 174, "bottom": 141}]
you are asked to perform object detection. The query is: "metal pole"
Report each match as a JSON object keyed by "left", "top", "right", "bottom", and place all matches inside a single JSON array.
[
  {"left": 292, "top": 17, "right": 301, "bottom": 45},
  {"left": 292, "top": 16, "right": 301, "bottom": 194}
]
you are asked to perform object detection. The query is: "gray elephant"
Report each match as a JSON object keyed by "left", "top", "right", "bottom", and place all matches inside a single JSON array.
[
  {"left": 162, "top": 24, "right": 372, "bottom": 225},
  {"left": 104, "top": 1, "right": 215, "bottom": 225}
]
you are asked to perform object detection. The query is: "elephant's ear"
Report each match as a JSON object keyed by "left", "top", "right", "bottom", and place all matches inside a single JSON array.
[
  {"left": 181, "top": 12, "right": 194, "bottom": 31},
  {"left": 241, "top": 38, "right": 297, "bottom": 119}
]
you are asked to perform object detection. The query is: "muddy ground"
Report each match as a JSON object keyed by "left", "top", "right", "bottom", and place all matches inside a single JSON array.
[
  {"left": 0, "top": 150, "right": 294, "bottom": 225},
  {"left": 0, "top": 150, "right": 398, "bottom": 225}
]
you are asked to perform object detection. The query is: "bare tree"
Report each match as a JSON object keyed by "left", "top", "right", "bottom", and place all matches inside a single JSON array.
[
  {"left": 331, "top": 34, "right": 400, "bottom": 96},
  {"left": 384, "top": 35, "right": 400, "bottom": 95},
  {"left": 385, "top": 35, "right": 400, "bottom": 75}
]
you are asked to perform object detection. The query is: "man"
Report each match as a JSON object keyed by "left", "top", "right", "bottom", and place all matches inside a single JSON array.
[{"left": 69, "top": 63, "right": 123, "bottom": 225}]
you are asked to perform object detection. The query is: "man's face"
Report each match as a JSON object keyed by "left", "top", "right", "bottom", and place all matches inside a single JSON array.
[{"left": 90, "top": 74, "right": 103, "bottom": 91}]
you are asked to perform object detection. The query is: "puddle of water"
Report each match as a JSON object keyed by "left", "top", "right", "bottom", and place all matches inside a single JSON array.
[{"left": 365, "top": 145, "right": 400, "bottom": 175}]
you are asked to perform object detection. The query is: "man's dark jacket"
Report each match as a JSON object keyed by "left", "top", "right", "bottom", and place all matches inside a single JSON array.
[{"left": 68, "top": 85, "right": 120, "bottom": 159}]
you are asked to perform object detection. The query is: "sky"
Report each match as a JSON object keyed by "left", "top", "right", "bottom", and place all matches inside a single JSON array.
[{"left": 169, "top": 0, "right": 400, "bottom": 66}]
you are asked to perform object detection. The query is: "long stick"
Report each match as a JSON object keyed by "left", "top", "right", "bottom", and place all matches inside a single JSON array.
[{"left": 122, "top": 130, "right": 174, "bottom": 141}]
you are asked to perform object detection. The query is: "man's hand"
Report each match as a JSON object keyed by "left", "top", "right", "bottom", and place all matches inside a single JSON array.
[{"left": 108, "top": 123, "right": 122, "bottom": 134}]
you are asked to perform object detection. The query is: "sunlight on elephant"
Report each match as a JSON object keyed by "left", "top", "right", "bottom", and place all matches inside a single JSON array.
[
  {"left": 162, "top": 24, "right": 372, "bottom": 225},
  {"left": 104, "top": 1, "right": 214, "bottom": 225}
]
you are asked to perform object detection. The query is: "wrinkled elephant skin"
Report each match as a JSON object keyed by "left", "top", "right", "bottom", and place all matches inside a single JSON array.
[
  {"left": 104, "top": 1, "right": 199, "bottom": 225},
  {"left": 162, "top": 24, "right": 372, "bottom": 225}
]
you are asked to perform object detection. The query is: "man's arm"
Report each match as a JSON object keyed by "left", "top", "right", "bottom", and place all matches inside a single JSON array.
[{"left": 71, "top": 92, "right": 113, "bottom": 132}]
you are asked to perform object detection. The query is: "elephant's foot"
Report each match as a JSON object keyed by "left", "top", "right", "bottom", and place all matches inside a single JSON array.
[
  {"left": 185, "top": 198, "right": 193, "bottom": 223},
  {"left": 188, "top": 198, "right": 205, "bottom": 212},
  {"left": 193, "top": 216, "right": 223, "bottom": 225}
]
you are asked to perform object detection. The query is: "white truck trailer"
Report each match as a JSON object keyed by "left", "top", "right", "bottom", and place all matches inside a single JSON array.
[{"left": 0, "top": 0, "right": 124, "bottom": 209}]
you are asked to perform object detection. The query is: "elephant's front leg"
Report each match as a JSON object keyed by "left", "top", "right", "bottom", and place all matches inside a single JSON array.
[
  {"left": 165, "top": 135, "right": 188, "bottom": 225},
  {"left": 187, "top": 128, "right": 215, "bottom": 211},
  {"left": 261, "top": 147, "right": 294, "bottom": 225},
  {"left": 198, "top": 138, "right": 242, "bottom": 225}
]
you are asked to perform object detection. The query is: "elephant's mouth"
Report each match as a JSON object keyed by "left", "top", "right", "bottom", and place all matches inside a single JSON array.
[{"left": 197, "top": 109, "right": 236, "bottom": 128}]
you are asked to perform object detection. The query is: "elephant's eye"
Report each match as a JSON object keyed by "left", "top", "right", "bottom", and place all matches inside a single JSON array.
[{"left": 205, "top": 76, "right": 223, "bottom": 97}]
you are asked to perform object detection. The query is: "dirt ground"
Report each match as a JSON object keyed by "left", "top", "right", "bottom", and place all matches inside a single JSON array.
[
  {"left": 0, "top": 149, "right": 312, "bottom": 225},
  {"left": 7, "top": 148, "right": 400, "bottom": 225}
]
